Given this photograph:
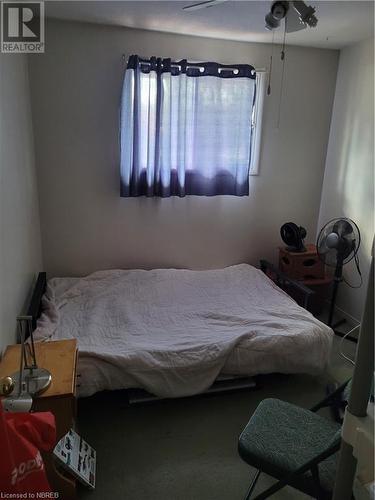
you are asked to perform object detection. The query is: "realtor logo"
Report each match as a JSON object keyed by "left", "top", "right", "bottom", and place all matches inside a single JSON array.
[{"left": 1, "top": 1, "right": 44, "bottom": 53}]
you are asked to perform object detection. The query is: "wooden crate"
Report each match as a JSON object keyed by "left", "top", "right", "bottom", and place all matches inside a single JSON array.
[{"left": 279, "top": 244, "right": 325, "bottom": 280}]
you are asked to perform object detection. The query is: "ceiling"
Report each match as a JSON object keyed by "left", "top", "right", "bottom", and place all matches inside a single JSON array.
[{"left": 45, "top": 1, "right": 374, "bottom": 49}]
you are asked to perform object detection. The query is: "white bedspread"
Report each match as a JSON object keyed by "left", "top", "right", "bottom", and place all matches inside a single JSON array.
[{"left": 34, "top": 264, "right": 333, "bottom": 398}]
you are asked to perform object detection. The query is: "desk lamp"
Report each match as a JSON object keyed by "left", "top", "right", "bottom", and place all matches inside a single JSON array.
[{"left": 2, "top": 316, "right": 51, "bottom": 412}]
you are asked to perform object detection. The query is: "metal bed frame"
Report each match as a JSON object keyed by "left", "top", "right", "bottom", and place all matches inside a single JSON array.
[
  {"left": 24, "top": 272, "right": 47, "bottom": 335},
  {"left": 260, "top": 259, "right": 315, "bottom": 311}
]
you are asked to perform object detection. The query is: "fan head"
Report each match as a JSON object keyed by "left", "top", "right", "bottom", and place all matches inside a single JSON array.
[
  {"left": 317, "top": 218, "right": 361, "bottom": 267},
  {"left": 280, "top": 222, "right": 307, "bottom": 252}
]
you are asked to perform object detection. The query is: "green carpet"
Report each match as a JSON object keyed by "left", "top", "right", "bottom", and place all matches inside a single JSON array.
[{"left": 77, "top": 335, "right": 355, "bottom": 500}]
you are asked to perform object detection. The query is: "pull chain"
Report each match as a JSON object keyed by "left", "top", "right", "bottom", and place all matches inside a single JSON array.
[
  {"left": 281, "top": 13, "right": 287, "bottom": 61},
  {"left": 277, "top": 16, "right": 287, "bottom": 128},
  {"left": 267, "top": 31, "right": 275, "bottom": 96}
]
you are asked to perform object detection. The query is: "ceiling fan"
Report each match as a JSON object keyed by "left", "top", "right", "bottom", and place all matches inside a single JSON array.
[
  {"left": 183, "top": 0, "right": 318, "bottom": 32},
  {"left": 265, "top": 1, "right": 318, "bottom": 31}
]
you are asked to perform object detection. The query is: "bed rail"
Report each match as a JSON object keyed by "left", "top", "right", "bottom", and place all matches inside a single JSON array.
[
  {"left": 259, "top": 260, "right": 315, "bottom": 311},
  {"left": 25, "top": 272, "right": 47, "bottom": 335}
]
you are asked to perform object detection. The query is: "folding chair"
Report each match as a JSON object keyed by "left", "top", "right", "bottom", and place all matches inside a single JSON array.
[{"left": 238, "top": 381, "right": 351, "bottom": 500}]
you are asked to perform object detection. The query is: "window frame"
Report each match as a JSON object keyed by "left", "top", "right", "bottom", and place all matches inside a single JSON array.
[{"left": 249, "top": 70, "right": 266, "bottom": 176}]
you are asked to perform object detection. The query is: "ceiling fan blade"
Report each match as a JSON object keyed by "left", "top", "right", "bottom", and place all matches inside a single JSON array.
[
  {"left": 286, "top": 5, "right": 306, "bottom": 33},
  {"left": 183, "top": 0, "right": 227, "bottom": 12}
]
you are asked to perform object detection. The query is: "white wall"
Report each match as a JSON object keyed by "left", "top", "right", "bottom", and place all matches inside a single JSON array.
[
  {"left": 0, "top": 54, "right": 43, "bottom": 352},
  {"left": 318, "top": 38, "right": 374, "bottom": 322},
  {"left": 29, "top": 20, "right": 338, "bottom": 277}
]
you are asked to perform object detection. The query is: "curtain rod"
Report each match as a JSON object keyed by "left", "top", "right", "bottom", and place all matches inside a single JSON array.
[{"left": 121, "top": 55, "right": 266, "bottom": 73}]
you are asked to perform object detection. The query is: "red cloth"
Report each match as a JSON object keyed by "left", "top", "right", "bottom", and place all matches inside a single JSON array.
[{"left": 0, "top": 401, "right": 56, "bottom": 494}]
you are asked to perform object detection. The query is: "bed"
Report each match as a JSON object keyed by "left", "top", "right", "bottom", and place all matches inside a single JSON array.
[{"left": 32, "top": 263, "right": 333, "bottom": 398}]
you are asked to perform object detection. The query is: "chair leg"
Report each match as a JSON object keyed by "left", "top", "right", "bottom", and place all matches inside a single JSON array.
[
  {"left": 252, "top": 477, "right": 289, "bottom": 500},
  {"left": 311, "top": 465, "right": 325, "bottom": 500},
  {"left": 244, "top": 470, "right": 261, "bottom": 500}
]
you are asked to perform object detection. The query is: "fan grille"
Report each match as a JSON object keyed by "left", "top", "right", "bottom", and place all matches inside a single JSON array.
[{"left": 317, "top": 218, "right": 360, "bottom": 267}]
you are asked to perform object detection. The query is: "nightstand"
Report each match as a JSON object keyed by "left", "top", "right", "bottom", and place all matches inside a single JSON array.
[{"left": 0, "top": 339, "right": 78, "bottom": 499}]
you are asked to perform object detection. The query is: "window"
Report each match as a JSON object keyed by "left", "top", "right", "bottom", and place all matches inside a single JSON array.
[{"left": 120, "top": 55, "right": 263, "bottom": 197}]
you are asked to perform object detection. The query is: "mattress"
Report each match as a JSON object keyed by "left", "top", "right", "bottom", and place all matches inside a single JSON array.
[{"left": 34, "top": 264, "right": 333, "bottom": 398}]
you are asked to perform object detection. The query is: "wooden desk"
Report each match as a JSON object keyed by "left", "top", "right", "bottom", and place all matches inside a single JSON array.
[{"left": 0, "top": 339, "right": 78, "bottom": 499}]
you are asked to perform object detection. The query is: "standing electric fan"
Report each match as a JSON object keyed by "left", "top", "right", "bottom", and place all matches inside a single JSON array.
[{"left": 317, "top": 218, "right": 361, "bottom": 340}]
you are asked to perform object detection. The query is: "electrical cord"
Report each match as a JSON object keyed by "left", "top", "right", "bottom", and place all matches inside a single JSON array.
[
  {"left": 343, "top": 253, "right": 363, "bottom": 289},
  {"left": 339, "top": 324, "right": 360, "bottom": 365}
]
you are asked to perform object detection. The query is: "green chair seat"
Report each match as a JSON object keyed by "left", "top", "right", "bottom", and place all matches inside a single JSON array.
[{"left": 238, "top": 398, "right": 341, "bottom": 496}]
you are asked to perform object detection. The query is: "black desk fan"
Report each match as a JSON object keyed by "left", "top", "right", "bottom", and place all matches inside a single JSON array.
[
  {"left": 316, "top": 217, "right": 361, "bottom": 341},
  {"left": 280, "top": 222, "right": 307, "bottom": 252}
]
